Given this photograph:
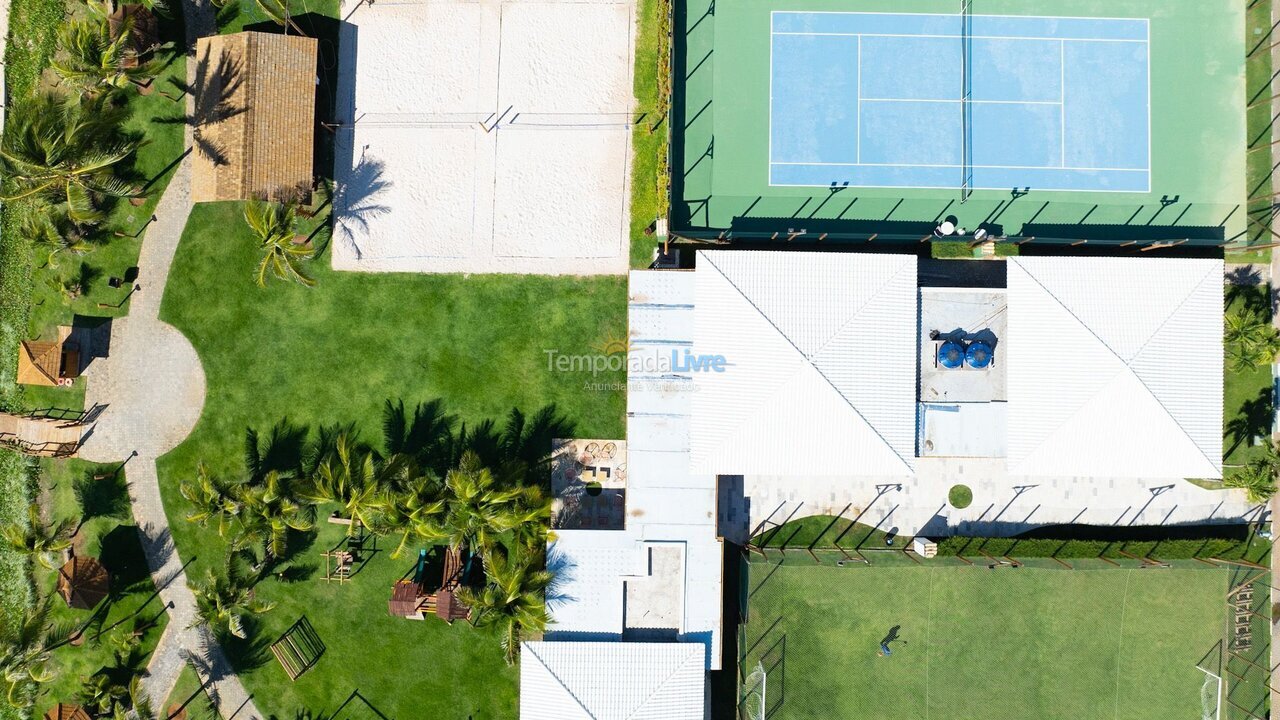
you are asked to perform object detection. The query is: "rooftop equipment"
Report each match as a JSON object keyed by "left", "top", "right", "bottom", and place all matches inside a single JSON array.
[
  {"left": 938, "top": 341, "right": 965, "bottom": 369},
  {"left": 966, "top": 341, "right": 993, "bottom": 369}
]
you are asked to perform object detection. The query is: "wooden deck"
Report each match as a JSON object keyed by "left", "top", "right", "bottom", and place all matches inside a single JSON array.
[{"left": 0, "top": 412, "right": 84, "bottom": 457}]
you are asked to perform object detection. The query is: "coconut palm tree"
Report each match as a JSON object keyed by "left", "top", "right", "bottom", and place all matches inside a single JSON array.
[
  {"left": 244, "top": 201, "right": 315, "bottom": 288},
  {"left": 190, "top": 557, "right": 276, "bottom": 640},
  {"left": 52, "top": 16, "right": 157, "bottom": 94},
  {"left": 304, "top": 434, "right": 386, "bottom": 534},
  {"left": 253, "top": 0, "right": 306, "bottom": 35},
  {"left": 0, "top": 92, "right": 140, "bottom": 224},
  {"left": 23, "top": 209, "right": 93, "bottom": 269},
  {"left": 376, "top": 470, "right": 447, "bottom": 559},
  {"left": 457, "top": 546, "right": 554, "bottom": 666},
  {"left": 1226, "top": 442, "right": 1280, "bottom": 503},
  {"left": 179, "top": 463, "right": 245, "bottom": 539},
  {"left": 0, "top": 595, "right": 73, "bottom": 708},
  {"left": 1225, "top": 306, "right": 1280, "bottom": 372},
  {"left": 441, "top": 451, "right": 546, "bottom": 557},
  {"left": 235, "top": 470, "right": 315, "bottom": 561},
  {"left": 1, "top": 503, "right": 77, "bottom": 570}
]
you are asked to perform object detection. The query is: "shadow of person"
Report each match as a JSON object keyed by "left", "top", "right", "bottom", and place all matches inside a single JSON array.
[{"left": 881, "top": 625, "right": 901, "bottom": 646}]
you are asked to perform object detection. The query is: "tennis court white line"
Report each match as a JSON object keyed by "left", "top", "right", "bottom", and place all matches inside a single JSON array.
[
  {"left": 762, "top": 178, "right": 1157, "bottom": 190},
  {"left": 771, "top": 9, "right": 1153, "bottom": 24},
  {"left": 772, "top": 161, "right": 1149, "bottom": 172},
  {"left": 1060, "top": 40, "right": 1066, "bottom": 167},
  {"left": 859, "top": 98, "right": 1062, "bottom": 105},
  {"left": 772, "top": 31, "right": 1148, "bottom": 44}
]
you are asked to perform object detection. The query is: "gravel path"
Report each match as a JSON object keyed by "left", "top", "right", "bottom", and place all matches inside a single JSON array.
[{"left": 77, "top": 0, "right": 264, "bottom": 714}]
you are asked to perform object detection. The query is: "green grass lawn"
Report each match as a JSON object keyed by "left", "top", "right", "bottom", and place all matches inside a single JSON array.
[
  {"left": 1224, "top": 285, "right": 1273, "bottom": 469},
  {"left": 151, "top": 201, "right": 628, "bottom": 717},
  {"left": 35, "top": 460, "right": 169, "bottom": 710},
  {"left": 1243, "top": 0, "right": 1274, "bottom": 259},
  {"left": 743, "top": 562, "right": 1229, "bottom": 720},
  {"left": 628, "top": 0, "right": 667, "bottom": 267}
]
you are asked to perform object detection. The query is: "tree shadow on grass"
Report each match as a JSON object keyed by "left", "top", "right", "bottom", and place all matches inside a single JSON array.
[{"left": 1225, "top": 387, "right": 1273, "bottom": 459}]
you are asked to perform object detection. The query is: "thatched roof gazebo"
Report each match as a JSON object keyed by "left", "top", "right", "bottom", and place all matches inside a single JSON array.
[
  {"left": 42, "top": 704, "right": 91, "bottom": 720},
  {"left": 56, "top": 556, "right": 110, "bottom": 610},
  {"left": 191, "top": 31, "right": 318, "bottom": 203},
  {"left": 17, "top": 327, "right": 78, "bottom": 387}
]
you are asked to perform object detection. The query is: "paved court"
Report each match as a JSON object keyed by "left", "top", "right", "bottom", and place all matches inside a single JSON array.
[{"left": 770, "top": 11, "right": 1150, "bottom": 191}]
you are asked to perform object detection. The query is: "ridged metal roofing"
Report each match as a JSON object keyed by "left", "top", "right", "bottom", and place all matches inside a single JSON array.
[
  {"left": 1006, "top": 257, "right": 1223, "bottom": 478},
  {"left": 520, "top": 641, "right": 706, "bottom": 720},
  {"left": 690, "top": 250, "right": 919, "bottom": 476}
]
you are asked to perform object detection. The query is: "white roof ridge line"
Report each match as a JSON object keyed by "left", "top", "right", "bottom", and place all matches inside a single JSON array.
[
  {"left": 702, "top": 253, "right": 913, "bottom": 472},
  {"left": 1010, "top": 364, "right": 1127, "bottom": 473},
  {"left": 1122, "top": 262, "right": 1221, "bottom": 364},
  {"left": 808, "top": 259, "right": 916, "bottom": 359},
  {"left": 623, "top": 650, "right": 703, "bottom": 720},
  {"left": 528, "top": 644, "right": 601, "bottom": 720},
  {"left": 1014, "top": 261, "right": 1132, "bottom": 367}
]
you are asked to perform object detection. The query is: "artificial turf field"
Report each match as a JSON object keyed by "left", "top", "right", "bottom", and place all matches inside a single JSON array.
[{"left": 742, "top": 561, "right": 1232, "bottom": 720}]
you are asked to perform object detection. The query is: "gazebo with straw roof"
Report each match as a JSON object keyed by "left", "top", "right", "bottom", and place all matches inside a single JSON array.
[
  {"left": 17, "top": 326, "right": 78, "bottom": 387},
  {"left": 43, "top": 704, "right": 91, "bottom": 720},
  {"left": 56, "top": 555, "right": 110, "bottom": 610},
  {"left": 191, "top": 31, "right": 318, "bottom": 203}
]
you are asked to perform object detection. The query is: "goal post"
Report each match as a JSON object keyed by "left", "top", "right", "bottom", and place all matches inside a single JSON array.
[{"left": 741, "top": 661, "right": 767, "bottom": 720}]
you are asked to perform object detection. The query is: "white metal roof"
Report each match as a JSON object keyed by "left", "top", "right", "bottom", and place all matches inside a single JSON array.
[
  {"left": 520, "top": 641, "right": 706, "bottom": 720},
  {"left": 1006, "top": 257, "right": 1223, "bottom": 478},
  {"left": 690, "top": 250, "right": 918, "bottom": 476}
]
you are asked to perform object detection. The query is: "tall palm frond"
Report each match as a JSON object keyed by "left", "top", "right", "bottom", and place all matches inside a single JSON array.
[
  {"left": 0, "top": 503, "right": 76, "bottom": 570},
  {"left": 457, "top": 546, "right": 554, "bottom": 665},
  {"left": 179, "top": 464, "right": 245, "bottom": 538},
  {"left": 245, "top": 200, "right": 315, "bottom": 287}
]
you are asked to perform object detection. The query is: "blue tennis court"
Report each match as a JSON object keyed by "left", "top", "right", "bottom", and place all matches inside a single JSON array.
[{"left": 769, "top": 12, "right": 1150, "bottom": 192}]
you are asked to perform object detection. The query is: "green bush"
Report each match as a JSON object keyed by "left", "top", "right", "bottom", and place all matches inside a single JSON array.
[
  {"left": 935, "top": 535, "right": 1261, "bottom": 561},
  {"left": 948, "top": 484, "right": 973, "bottom": 509}
]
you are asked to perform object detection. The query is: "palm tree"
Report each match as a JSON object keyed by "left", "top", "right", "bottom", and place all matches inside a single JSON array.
[
  {"left": 23, "top": 209, "right": 93, "bottom": 268},
  {"left": 1225, "top": 307, "right": 1280, "bottom": 372},
  {"left": 190, "top": 557, "right": 276, "bottom": 640},
  {"left": 0, "top": 92, "right": 140, "bottom": 223},
  {"left": 179, "top": 463, "right": 245, "bottom": 539},
  {"left": 253, "top": 0, "right": 306, "bottom": 35},
  {"left": 1, "top": 503, "right": 76, "bottom": 570},
  {"left": 0, "top": 595, "right": 73, "bottom": 708},
  {"left": 376, "top": 470, "right": 447, "bottom": 559},
  {"left": 441, "top": 451, "right": 545, "bottom": 557},
  {"left": 236, "top": 470, "right": 315, "bottom": 560},
  {"left": 244, "top": 201, "right": 315, "bottom": 288},
  {"left": 304, "top": 434, "right": 386, "bottom": 535},
  {"left": 52, "top": 16, "right": 157, "bottom": 94},
  {"left": 78, "top": 670, "right": 128, "bottom": 716},
  {"left": 1226, "top": 442, "right": 1280, "bottom": 503},
  {"left": 457, "top": 546, "right": 554, "bottom": 666}
]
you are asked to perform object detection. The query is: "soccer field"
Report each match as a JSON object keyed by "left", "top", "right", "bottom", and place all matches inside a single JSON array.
[{"left": 742, "top": 561, "right": 1231, "bottom": 720}]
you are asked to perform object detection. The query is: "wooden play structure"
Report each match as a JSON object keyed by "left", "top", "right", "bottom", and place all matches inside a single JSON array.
[
  {"left": 42, "top": 705, "right": 90, "bottom": 720},
  {"left": 269, "top": 616, "right": 325, "bottom": 681},
  {"left": 18, "top": 327, "right": 79, "bottom": 387},
  {"left": 387, "top": 547, "right": 473, "bottom": 623},
  {"left": 57, "top": 554, "right": 110, "bottom": 610},
  {"left": 320, "top": 529, "right": 370, "bottom": 582}
]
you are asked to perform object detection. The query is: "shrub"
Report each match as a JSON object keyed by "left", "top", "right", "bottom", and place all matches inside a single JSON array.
[{"left": 948, "top": 484, "right": 972, "bottom": 509}]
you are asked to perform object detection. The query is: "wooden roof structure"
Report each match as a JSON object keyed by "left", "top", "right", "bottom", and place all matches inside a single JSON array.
[
  {"left": 192, "top": 31, "right": 317, "bottom": 203},
  {"left": 57, "top": 556, "right": 110, "bottom": 610},
  {"left": 18, "top": 326, "right": 77, "bottom": 387},
  {"left": 43, "top": 705, "right": 91, "bottom": 720}
]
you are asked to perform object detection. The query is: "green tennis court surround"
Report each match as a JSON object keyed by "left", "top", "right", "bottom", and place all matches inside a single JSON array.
[{"left": 675, "top": 0, "right": 1247, "bottom": 247}]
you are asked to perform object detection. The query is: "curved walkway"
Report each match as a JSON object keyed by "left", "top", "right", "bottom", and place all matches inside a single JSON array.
[{"left": 78, "top": 0, "right": 263, "bottom": 715}]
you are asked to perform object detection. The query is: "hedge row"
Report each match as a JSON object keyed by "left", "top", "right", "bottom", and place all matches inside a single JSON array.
[{"left": 935, "top": 535, "right": 1264, "bottom": 562}]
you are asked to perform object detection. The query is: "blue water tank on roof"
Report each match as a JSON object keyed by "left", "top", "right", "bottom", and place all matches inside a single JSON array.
[
  {"left": 966, "top": 341, "right": 993, "bottom": 369},
  {"left": 939, "top": 341, "right": 965, "bottom": 369}
]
